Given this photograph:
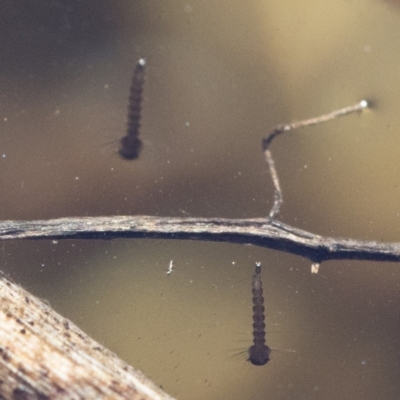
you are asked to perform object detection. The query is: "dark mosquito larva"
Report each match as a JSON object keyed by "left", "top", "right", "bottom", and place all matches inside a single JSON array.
[
  {"left": 248, "top": 262, "right": 271, "bottom": 366},
  {"left": 118, "top": 58, "right": 146, "bottom": 160}
]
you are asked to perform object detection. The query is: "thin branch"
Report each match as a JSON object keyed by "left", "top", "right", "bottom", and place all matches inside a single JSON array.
[
  {"left": 264, "top": 149, "right": 282, "bottom": 219},
  {"left": 0, "top": 216, "right": 399, "bottom": 263},
  {"left": 262, "top": 100, "right": 369, "bottom": 219}
]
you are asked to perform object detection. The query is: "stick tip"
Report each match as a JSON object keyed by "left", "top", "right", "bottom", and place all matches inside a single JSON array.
[
  {"left": 359, "top": 99, "right": 369, "bottom": 109},
  {"left": 138, "top": 58, "right": 147, "bottom": 67}
]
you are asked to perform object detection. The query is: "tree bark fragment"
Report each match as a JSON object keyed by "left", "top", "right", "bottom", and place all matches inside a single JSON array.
[{"left": 0, "top": 271, "right": 175, "bottom": 400}]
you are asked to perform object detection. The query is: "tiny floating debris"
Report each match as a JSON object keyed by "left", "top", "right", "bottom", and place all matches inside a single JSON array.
[{"left": 166, "top": 260, "right": 174, "bottom": 275}]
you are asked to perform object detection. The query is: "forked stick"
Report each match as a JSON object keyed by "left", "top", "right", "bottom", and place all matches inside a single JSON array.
[{"left": 262, "top": 100, "right": 369, "bottom": 219}]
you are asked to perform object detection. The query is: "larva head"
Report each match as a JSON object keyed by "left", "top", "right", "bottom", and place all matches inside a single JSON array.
[
  {"left": 248, "top": 344, "right": 271, "bottom": 366},
  {"left": 118, "top": 136, "right": 142, "bottom": 160}
]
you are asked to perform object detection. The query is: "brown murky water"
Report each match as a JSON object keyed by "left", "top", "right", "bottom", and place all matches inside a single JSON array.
[{"left": 1, "top": 1, "right": 400, "bottom": 399}]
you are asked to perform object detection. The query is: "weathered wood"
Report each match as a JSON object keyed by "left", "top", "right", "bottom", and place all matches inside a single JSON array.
[
  {"left": 0, "top": 271, "right": 175, "bottom": 400},
  {"left": 0, "top": 216, "right": 399, "bottom": 263}
]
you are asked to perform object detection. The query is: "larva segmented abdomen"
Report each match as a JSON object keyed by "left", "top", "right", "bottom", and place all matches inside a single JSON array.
[
  {"left": 248, "top": 262, "right": 271, "bottom": 366},
  {"left": 118, "top": 58, "right": 146, "bottom": 160}
]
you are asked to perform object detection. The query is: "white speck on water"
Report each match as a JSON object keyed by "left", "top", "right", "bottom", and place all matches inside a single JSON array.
[
  {"left": 363, "top": 45, "right": 371, "bottom": 53},
  {"left": 166, "top": 260, "right": 174, "bottom": 275},
  {"left": 311, "top": 263, "right": 320, "bottom": 274}
]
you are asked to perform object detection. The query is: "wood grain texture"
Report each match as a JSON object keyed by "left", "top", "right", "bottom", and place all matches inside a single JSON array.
[
  {"left": 0, "top": 216, "right": 399, "bottom": 263},
  {"left": 0, "top": 272, "right": 175, "bottom": 400}
]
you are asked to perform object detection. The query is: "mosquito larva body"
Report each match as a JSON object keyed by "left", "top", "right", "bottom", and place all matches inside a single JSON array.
[
  {"left": 248, "top": 262, "right": 271, "bottom": 366},
  {"left": 118, "top": 58, "right": 146, "bottom": 160}
]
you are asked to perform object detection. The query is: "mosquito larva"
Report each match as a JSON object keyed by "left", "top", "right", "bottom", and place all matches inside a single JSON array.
[
  {"left": 248, "top": 262, "right": 271, "bottom": 366},
  {"left": 118, "top": 58, "right": 146, "bottom": 160}
]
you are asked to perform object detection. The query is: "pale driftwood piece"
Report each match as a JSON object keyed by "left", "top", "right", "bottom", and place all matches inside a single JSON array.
[
  {"left": 0, "top": 216, "right": 399, "bottom": 263},
  {"left": 0, "top": 272, "right": 175, "bottom": 400}
]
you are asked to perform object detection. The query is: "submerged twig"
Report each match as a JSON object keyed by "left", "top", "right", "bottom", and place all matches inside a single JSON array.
[
  {"left": 0, "top": 216, "right": 399, "bottom": 264},
  {"left": 262, "top": 100, "right": 369, "bottom": 219}
]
